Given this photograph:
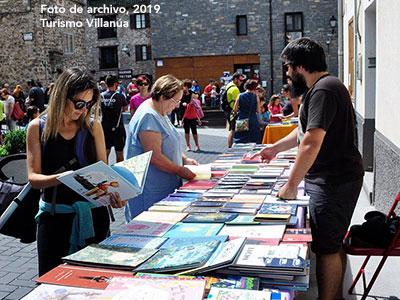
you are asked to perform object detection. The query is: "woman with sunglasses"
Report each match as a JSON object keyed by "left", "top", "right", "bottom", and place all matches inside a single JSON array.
[
  {"left": 124, "top": 74, "right": 198, "bottom": 221},
  {"left": 26, "top": 68, "right": 127, "bottom": 276},
  {"left": 129, "top": 75, "right": 151, "bottom": 119}
]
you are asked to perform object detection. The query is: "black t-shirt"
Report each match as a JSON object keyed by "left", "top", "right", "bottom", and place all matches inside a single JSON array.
[
  {"left": 179, "top": 90, "right": 192, "bottom": 115},
  {"left": 282, "top": 101, "right": 293, "bottom": 116},
  {"left": 100, "top": 91, "right": 128, "bottom": 131},
  {"left": 298, "top": 74, "right": 364, "bottom": 184},
  {"left": 29, "top": 87, "right": 45, "bottom": 112}
]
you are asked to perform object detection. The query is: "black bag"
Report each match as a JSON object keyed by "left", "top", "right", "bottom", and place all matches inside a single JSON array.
[
  {"left": 348, "top": 211, "right": 400, "bottom": 248},
  {"left": 221, "top": 85, "right": 235, "bottom": 112},
  {"left": 0, "top": 181, "right": 40, "bottom": 243}
]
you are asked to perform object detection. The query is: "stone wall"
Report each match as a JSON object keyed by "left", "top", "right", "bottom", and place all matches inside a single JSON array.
[
  {"left": 0, "top": 0, "right": 87, "bottom": 88},
  {"left": 85, "top": 7, "right": 154, "bottom": 85},
  {"left": 151, "top": 0, "right": 338, "bottom": 95}
]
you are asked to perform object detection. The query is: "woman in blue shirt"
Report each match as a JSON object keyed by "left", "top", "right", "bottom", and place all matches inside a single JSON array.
[{"left": 124, "top": 74, "right": 198, "bottom": 221}]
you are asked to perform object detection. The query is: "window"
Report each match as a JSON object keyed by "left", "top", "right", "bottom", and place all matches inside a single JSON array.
[
  {"left": 236, "top": 15, "right": 247, "bottom": 36},
  {"left": 99, "top": 46, "right": 118, "bottom": 69},
  {"left": 97, "top": 15, "right": 117, "bottom": 39},
  {"left": 130, "top": 13, "right": 150, "bottom": 29},
  {"left": 63, "top": 33, "right": 74, "bottom": 54},
  {"left": 135, "top": 45, "right": 151, "bottom": 61},
  {"left": 285, "top": 13, "right": 303, "bottom": 44}
]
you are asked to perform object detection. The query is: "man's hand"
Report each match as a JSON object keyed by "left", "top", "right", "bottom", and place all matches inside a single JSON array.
[
  {"left": 178, "top": 166, "right": 196, "bottom": 180},
  {"left": 252, "top": 145, "right": 278, "bottom": 163},
  {"left": 277, "top": 183, "right": 298, "bottom": 200},
  {"left": 183, "top": 157, "right": 199, "bottom": 165},
  {"left": 109, "top": 192, "right": 128, "bottom": 208}
]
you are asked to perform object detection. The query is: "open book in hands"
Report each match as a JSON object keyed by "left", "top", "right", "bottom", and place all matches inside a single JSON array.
[{"left": 57, "top": 151, "right": 152, "bottom": 207}]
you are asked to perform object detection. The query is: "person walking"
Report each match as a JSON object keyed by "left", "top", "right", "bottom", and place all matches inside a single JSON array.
[
  {"left": 27, "top": 80, "right": 45, "bottom": 112},
  {"left": 182, "top": 96, "right": 202, "bottom": 151},
  {"left": 1, "top": 88, "right": 16, "bottom": 131},
  {"left": 129, "top": 75, "right": 151, "bottom": 119},
  {"left": 100, "top": 74, "right": 129, "bottom": 163},
  {"left": 255, "top": 37, "right": 364, "bottom": 300}
]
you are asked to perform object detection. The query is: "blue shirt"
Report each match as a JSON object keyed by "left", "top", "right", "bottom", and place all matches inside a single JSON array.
[{"left": 123, "top": 104, "right": 183, "bottom": 221}]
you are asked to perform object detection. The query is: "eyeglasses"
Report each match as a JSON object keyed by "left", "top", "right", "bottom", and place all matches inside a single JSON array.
[
  {"left": 170, "top": 97, "right": 181, "bottom": 105},
  {"left": 137, "top": 82, "right": 149, "bottom": 86},
  {"left": 284, "top": 61, "right": 294, "bottom": 68},
  {"left": 69, "top": 98, "right": 95, "bottom": 110}
]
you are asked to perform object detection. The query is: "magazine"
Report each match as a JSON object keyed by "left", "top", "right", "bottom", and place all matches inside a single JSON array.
[{"left": 57, "top": 151, "right": 152, "bottom": 207}]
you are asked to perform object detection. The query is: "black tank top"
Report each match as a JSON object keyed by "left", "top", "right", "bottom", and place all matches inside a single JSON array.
[{"left": 42, "top": 131, "right": 96, "bottom": 205}]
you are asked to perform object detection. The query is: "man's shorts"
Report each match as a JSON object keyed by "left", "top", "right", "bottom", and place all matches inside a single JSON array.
[
  {"left": 223, "top": 110, "right": 236, "bottom": 131},
  {"left": 104, "top": 127, "right": 126, "bottom": 152},
  {"left": 305, "top": 178, "right": 363, "bottom": 254}
]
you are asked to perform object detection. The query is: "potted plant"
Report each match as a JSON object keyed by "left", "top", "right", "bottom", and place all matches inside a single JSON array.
[{"left": 0, "top": 130, "right": 26, "bottom": 157}]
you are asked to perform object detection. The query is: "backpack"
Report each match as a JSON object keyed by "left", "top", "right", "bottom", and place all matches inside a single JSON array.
[
  {"left": 11, "top": 101, "right": 25, "bottom": 121},
  {"left": 220, "top": 84, "right": 236, "bottom": 112},
  {"left": 191, "top": 98, "right": 204, "bottom": 119},
  {"left": 0, "top": 117, "right": 92, "bottom": 243}
]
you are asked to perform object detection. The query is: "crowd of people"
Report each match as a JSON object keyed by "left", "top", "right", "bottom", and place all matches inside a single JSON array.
[{"left": 2, "top": 36, "right": 364, "bottom": 300}]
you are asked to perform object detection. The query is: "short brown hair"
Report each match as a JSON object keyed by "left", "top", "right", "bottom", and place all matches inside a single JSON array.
[
  {"left": 151, "top": 75, "right": 183, "bottom": 101},
  {"left": 244, "top": 79, "right": 258, "bottom": 91}
]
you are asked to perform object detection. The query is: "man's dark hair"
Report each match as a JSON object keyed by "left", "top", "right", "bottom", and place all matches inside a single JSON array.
[
  {"left": 27, "top": 79, "right": 36, "bottom": 86},
  {"left": 232, "top": 72, "right": 244, "bottom": 80},
  {"left": 281, "top": 37, "right": 327, "bottom": 73},
  {"left": 105, "top": 74, "right": 118, "bottom": 87},
  {"left": 282, "top": 84, "right": 291, "bottom": 92},
  {"left": 183, "top": 79, "right": 192, "bottom": 89}
]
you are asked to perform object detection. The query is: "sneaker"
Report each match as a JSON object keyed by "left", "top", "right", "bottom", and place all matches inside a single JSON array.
[
  {"left": 195, "top": 146, "right": 200, "bottom": 152},
  {"left": 186, "top": 146, "right": 191, "bottom": 151}
]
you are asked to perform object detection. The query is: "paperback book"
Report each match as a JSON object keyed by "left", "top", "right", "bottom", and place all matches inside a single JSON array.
[
  {"left": 115, "top": 220, "right": 173, "bottom": 237},
  {"left": 21, "top": 284, "right": 103, "bottom": 300},
  {"left": 163, "top": 223, "right": 224, "bottom": 238},
  {"left": 99, "top": 234, "right": 167, "bottom": 249},
  {"left": 57, "top": 151, "right": 152, "bottom": 207},
  {"left": 133, "top": 211, "right": 188, "bottom": 224},
  {"left": 160, "top": 236, "right": 229, "bottom": 249},
  {"left": 62, "top": 244, "right": 158, "bottom": 270},
  {"left": 207, "top": 287, "right": 271, "bottom": 300},
  {"left": 182, "top": 213, "right": 238, "bottom": 223},
  {"left": 218, "top": 225, "right": 286, "bottom": 240}
]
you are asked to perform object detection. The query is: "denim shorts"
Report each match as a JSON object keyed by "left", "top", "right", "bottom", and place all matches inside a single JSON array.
[{"left": 305, "top": 178, "right": 363, "bottom": 254}]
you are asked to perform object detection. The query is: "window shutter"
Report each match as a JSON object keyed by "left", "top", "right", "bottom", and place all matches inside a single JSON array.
[
  {"left": 146, "top": 45, "right": 152, "bottom": 60},
  {"left": 145, "top": 13, "right": 150, "bottom": 28},
  {"left": 135, "top": 45, "right": 141, "bottom": 61}
]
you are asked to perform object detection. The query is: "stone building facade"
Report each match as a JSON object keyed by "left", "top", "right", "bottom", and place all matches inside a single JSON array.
[
  {"left": 0, "top": 0, "right": 87, "bottom": 88},
  {"left": 151, "top": 0, "right": 338, "bottom": 95},
  {"left": 85, "top": 0, "right": 154, "bottom": 85}
]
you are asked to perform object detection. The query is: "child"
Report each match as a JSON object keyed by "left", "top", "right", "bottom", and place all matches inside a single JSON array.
[
  {"left": 23, "top": 105, "right": 39, "bottom": 130},
  {"left": 257, "top": 102, "right": 270, "bottom": 132},
  {"left": 182, "top": 97, "right": 202, "bottom": 151},
  {"left": 210, "top": 85, "right": 218, "bottom": 108},
  {"left": 268, "top": 94, "right": 283, "bottom": 124}
]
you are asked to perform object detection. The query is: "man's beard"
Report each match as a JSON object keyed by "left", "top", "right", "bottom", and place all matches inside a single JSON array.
[{"left": 290, "top": 72, "right": 308, "bottom": 97}]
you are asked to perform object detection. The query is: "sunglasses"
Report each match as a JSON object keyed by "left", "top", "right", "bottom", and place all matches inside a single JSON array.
[
  {"left": 69, "top": 98, "right": 95, "bottom": 110},
  {"left": 137, "top": 82, "right": 149, "bottom": 86}
]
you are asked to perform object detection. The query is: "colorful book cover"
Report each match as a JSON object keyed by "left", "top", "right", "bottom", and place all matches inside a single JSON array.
[
  {"left": 196, "top": 196, "right": 231, "bottom": 202},
  {"left": 115, "top": 220, "right": 173, "bottom": 237},
  {"left": 253, "top": 214, "right": 291, "bottom": 223},
  {"left": 206, "top": 276, "right": 260, "bottom": 291},
  {"left": 155, "top": 200, "right": 192, "bottom": 207},
  {"left": 207, "top": 287, "right": 271, "bottom": 299},
  {"left": 99, "top": 234, "right": 167, "bottom": 249},
  {"left": 36, "top": 264, "right": 135, "bottom": 289},
  {"left": 99, "top": 277, "right": 206, "bottom": 300},
  {"left": 258, "top": 203, "right": 298, "bottom": 215},
  {"left": 183, "top": 206, "right": 221, "bottom": 214},
  {"left": 190, "top": 201, "right": 226, "bottom": 207},
  {"left": 62, "top": 244, "right": 158, "bottom": 270},
  {"left": 160, "top": 235, "right": 228, "bottom": 249},
  {"left": 282, "top": 228, "right": 312, "bottom": 243},
  {"left": 225, "top": 215, "right": 261, "bottom": 225},
  {"left": 57, "top": 151, "right": 152, "bottom": 207},
  {"left": 244, "top": 237, "right": 281, "bottom": 246},
  {"left": 134, "top": 240, "right": 221, "bottom": 273},
  {"left": 219, "top": 207, "right": 258, "bottom": 215},
  {"left": 183, "top": 213, "right": 238, "bottom": 223},
  {"left": 164, "top": 223, "right": 224, "bottom": 238},
  {"left": 181, "top": 180, "right": 217, "bottom": 190},
  {"left": 169, "top": 192, "right": 202, "bottom": 198},
  {"left": 223, "top": 202, "right": 262, "bottom": 209},
  {"left": 178, "top": 237, "right": 246, "bottom": 275},
  {"left": 230, "top": 194, "right": 266, "bottom": 204},
  {"left": 21, "top": 283, "right": 104, "bottom": 299},
  {"left": 133, "top": 211, "right": 188, "bottom": 224},
  {"left": 218, "top": 225, "right": 286, "bottom": 240},
  {"left": 149, "top": 205, "right": 187, "bottom": 213}
]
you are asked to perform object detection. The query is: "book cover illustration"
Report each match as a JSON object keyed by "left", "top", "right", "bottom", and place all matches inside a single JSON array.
[
  {"left": 36, "top": 264, "right": 135, "bottom": 289},
  {"left": 282, "top": 228, "right": 312, "bottom": 243},
  {"left": 206, "top": 276, "right": 260, "bottom": 291},
  {"left": 169, "top": 192, "right": 202, "bottom": 198},
  {"left": 115, "top": 220, "right": 173, "bottom": 237},
  {"left": 218, "top": 225, "right": 286, "bottom": 240},
  {"left": 225, "top": 215, "right": 261, "bottom": 225},
  {"left": 135, "top": 240, "right": 221, "bottom": 273},
  {"left": 219, "top": 207, "right": 258, "bottom": 215},
  {"left": 183, "top": 206, "right": 221, "bottom": 214},
  {"left": 183, "top": 213, "right": 238, "bottom": 223},
  {"left": 181, "top": 180, "right": 217, "bottom": 190},
  {"left": 21, "top": 284, "right": 103, "bottom": 300},
  {"left": 179, "top": 237, "right": 246, "bottom": 275},
  {"left": 62, "top": 244, "right": 157, "bottom": 270},
  {"left": 163, "top": 223, "right": 224, "bottom": 238},
  {"left": 57, "top": 151, "right": 152, "bottom": 207},
  {"left": 207, "top": 287, "right": 271, "bottom": 300},
  {"left": 99, "top": 234, "right": 167, "bottom": 249},
  {"left": 160, "top": 235, "right": 228, "bottom": 249},
  {"left": 99, "top": 276, "right": 206, "bottom": 300},
  {"left": 190, "top": 201, "right": 226, "bottom": 207},
  {"left": 258, "top": 203, "right": 298, "bottom": 215}
]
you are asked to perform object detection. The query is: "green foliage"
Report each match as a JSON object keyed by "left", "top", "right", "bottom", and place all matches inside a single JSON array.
[{"left": 1, "top": 130, "right": 26, "bottom": 157}]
